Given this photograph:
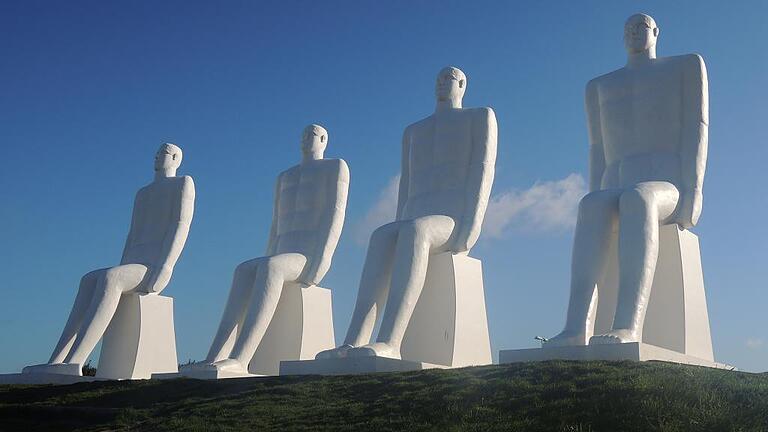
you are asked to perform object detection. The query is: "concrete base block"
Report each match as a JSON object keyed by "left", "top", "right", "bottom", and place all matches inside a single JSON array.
[
  {"left": 401, "top": 253, "right": 492, "bottom": 367},
  {"left": 247, "top": 284, "right": 335, "bottom": 376},
  {"left": 280, "top": 356, "right": 446, "bottom": 376},
  {"left": 593, "top": 225, "right": 715, "bottom": 360},
  {"left": 498, "top": 342, "right": 732, "bottom": 369},
  {"left": 96, "top": 293, "right": 179, "bottom": 380}
]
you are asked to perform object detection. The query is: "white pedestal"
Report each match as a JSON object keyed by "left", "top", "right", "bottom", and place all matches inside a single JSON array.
[
  {"left": 247, "top": 283, "right": 335, "bottom": 376},
  {"left": 591, "top": 225, "right": 714, "bottom": 360},
  {"left": 281, "top": 356, "right": 446, "bottom": 376},
  {"left": 498, "top": 342, "right": 731, "bottom": 369},
  {"left": 280, "top": 253, "right": 491, "bottom": 376},
  {"left": 96, "top": 293, "right": 179, "bottom": 380},
  {"left": 500, "top": 225, "right": 722, "bottom": 368},
  {"left": 401, "top": 253, "right": 492, "bottom": 367}
]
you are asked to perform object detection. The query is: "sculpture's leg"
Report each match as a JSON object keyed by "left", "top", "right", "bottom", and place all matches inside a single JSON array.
[
  {"left": 547, "top": 190, "right": 621, "bottom": 347},
  {"left": 222, "top": 253, "right": 306, "bottom": 372},
  {"left": 48, "top": 269, "right": 103, "bottom": 364},
  {"left": 204, "top": 259, "right": 259, "bottom": 363},
  {"left": 344, "top": 222, "right": 401, "bottom": 346},
  {"left": 64, "top": 264, "right": 148, "bottom": 364},
  {"left": 351, "top": 215, "right": 455, "bottom": 359},
  {"left": 591, "top": 182, "right": 679, "bottom": 345}
]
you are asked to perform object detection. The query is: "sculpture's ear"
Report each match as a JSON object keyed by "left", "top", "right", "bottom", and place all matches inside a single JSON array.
[
  {"left": 321, "top": 135, "right": 326, "bottom": 143},
  {"left": 653, "top": 27, "right": 660, "bottom": 37},
  {"left": 459, "top": 79, "right": 465, "bottom": 89}
]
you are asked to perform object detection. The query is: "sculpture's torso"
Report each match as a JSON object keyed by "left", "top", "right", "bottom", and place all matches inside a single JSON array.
[
  {"left": 273, "top": 159, "right": 341, "bottom": 257},
  {"left": 401, "top": 108, "right": 485, "bottom": 221},
  {"left": 592, "top": 55, "right": 699, "bottom": 189},
  {"left": 122, "top": 176, "right": 189, "bottom": 266}
]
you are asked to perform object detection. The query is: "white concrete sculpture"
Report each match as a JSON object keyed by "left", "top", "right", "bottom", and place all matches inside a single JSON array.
[
  {"left": 315, "top": 66, "right": 497, "bottom": 365},
  {"left": 183, "top": 124, "right": 349, "bottom": 378},
  {"left": 23, "top": 143, "right": 195, "bottom": 377},
  {"left": 546, "top": 14, "right": 710, "bottom": 348}
]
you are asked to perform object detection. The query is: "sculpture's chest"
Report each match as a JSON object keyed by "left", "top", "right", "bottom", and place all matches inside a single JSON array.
[
  {"left": 278, "top": 167, "right": 328, "bottom": 214},
  {"left": 408, "top": 115, "right": 473, "bottom": 168},
  {"left": 598, "top": 64, "right": 682, "bottom": 118},
  {"left": 134, "top": 183, "right": 177, "bottom": 221}
]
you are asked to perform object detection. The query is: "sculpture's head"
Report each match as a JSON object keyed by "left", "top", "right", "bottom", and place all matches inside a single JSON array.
[
  {"left": 624, "top": 13, "right": 658, "bottom": 54},
  {"left": 154, "top": 143, "right": 182, "bottom": 172},
  {"left": 435, "top": 66, "right": 466, "bottom": 103},
  {"left": 301, "top": 124, "right": 328, "bottom": 159}
]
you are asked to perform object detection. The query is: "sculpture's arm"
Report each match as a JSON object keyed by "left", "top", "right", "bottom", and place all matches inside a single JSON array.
[
  {"left": 676, "top": 54, "right": 709, "bottom": 228},
  {"left": 144, "top": 176, "right": 196, "bottom": 294},
  {"left": 585, "top": 79, "right": 605, "bottom": 193},
  {"left": 299, "top": 160, "right": 350, "bottom": 286},
  {"left": 265, "top": 174, "right": 282, "bottom": 256},
  {"left": 120, "top": 191, "right": 141, "bottom": 262},
  {"left": 452, "top": 107, "right": 498, "bottom": 253},
  {"left": 395, "top": 128, "right": 411, "bottom": 221}
]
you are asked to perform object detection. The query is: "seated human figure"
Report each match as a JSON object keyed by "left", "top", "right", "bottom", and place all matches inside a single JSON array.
[
  {"left": 547, "top": 13, "right": 708, "bottom": 347},
  {"left": 190, "top": 124, "right": 349, "bottom": 375},
  {"left": 24, "top": 143, "right": 195, "bottom": 375},
  {"left": 317, "top": 66, "right": 497, "bottom": 360}
]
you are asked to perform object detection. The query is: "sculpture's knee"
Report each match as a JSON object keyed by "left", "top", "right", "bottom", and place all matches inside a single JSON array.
[
  {"left": 619, "top": 188, "right": 654, "bottom": 217},
  {"left": 399, "top": 220, "right": 428, "bottom": 247},
  {"left": 578, "top": 192, "right": 613, "bottom": 219}
]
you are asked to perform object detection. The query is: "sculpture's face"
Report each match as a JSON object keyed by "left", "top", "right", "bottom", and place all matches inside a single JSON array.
[
  {"left": 301, "top": 124, "right": 328, "bottom": 156},
  {"left": 154, "top": 144, "right": 182, "bottom": 171},
  {"left": 624, "top": 14, "right": 658, "bottom": 53},
  {"left": 435, "top": 67, "right": 466, "bottom": 102}
]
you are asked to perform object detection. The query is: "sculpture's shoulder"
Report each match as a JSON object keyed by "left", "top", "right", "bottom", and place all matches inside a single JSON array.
[
  {"left": 673, "top": 53, "right": 706, "bottom": 76},
  {"left": 587, "top": 67, "right": 624, "bottom": 91},
  {"left": 467, "top": 106, "right": 496, "bottom": 125},
  {"left": 404, "top": 115, "right": 434, "bottom": 136},
  {"left": 317, "top": 158, "right": 350, "bottom": 182},
  {"left": 178, "top": 175, "right": 195, "bottom": 198},
  {"left": 277, "top": 164, "right": 301, "bottom": 181}
]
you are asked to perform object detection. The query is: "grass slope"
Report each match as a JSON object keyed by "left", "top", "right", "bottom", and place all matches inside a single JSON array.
[{"left": 1, "top": 361, "right": 767, "bottom": 432}]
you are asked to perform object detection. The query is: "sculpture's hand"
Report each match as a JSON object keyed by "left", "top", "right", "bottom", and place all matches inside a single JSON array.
[
  {"left": 144, "top": 265, "right": 173, "bottom": 294},
  {"left": 675, "top": 190, "right": 703, "bottom": 229}
]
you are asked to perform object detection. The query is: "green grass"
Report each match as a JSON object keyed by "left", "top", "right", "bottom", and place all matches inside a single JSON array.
[{"left": 1, "top": 361, "right": 767, "bottom": 432}]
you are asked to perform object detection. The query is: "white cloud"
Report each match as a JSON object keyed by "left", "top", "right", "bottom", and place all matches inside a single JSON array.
[
  {"left": 354, "top": 175, "right": 400, "bottom": 246},
  {"left": 482, "top": 173, "right": 587, "bottom": 238},
  {"left": 354, "top": 173, "right": 586, "bottom": 246},
  {"left": 746, "top": 338, "right": 765, "bottom": 350}
]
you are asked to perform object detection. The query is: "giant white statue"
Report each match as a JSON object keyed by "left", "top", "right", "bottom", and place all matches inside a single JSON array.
[
  {"left": 24, "top": 143, "right": 195, "bottom": 375},
  {"left": 547, "top": 13, "right": 708, "bottom": 347},
  {"left": 188, "top": 124, "right": 349, "bottom": 376},
  {"left": 317, "top": 66, "right": 497, "bottom": 361}
]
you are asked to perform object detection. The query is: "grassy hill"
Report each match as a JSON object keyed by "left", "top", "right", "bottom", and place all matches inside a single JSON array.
[{"left": 1, "top": 361, "right": 767, "bottom": 432}]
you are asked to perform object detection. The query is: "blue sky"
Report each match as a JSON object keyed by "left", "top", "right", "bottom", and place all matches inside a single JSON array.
[{"left": 1, "top": 1, "right": 767, "bottom": 373}]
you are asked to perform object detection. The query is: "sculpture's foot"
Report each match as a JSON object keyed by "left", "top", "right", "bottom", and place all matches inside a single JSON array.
[
  {"left": 589, "top": 329, "right": 639, "bottom": 345},
  {"left": 347, "top": 342, "right": 401, "bottom": 360},
  {"left": 315, "top": 344, "right": 354, "bottom": 360},
  {"left": 543, "top": 330, "right": 588, "bottom": 347},
  {"left": 208, "top": 358, "right": 249, "bottom": 374},
  {"left": 22, "top": 363, "right": 82, "bottom": 376}
]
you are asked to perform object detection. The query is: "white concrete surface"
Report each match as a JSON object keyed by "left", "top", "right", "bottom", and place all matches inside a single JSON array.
[
  {"left": 547, "top": 13, "right": 711, "bottom": 347},
  {"left": 183, "top": 125, "right": 348, "bottom": 377},
  {"left": 317, "top": 66, "right": 497, "bottom": 361},
  {"left": 22, "top": 143, "right": 194, "bottom": 378},
  {"left": 96, "top": 293, "right": 179, "bottom": 380}
]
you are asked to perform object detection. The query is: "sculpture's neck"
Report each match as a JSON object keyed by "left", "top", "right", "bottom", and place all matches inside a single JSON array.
[
  {"left": 627, "top": 47, "right": 656, "bottom": 67},
  {"left": 436, "top": 98, "right": 462, "bottom": 112},
  {"left": 154, "top": 168, "right": 176, "bottom": 181},
  {"left": 301, "top": 152, "right": 323, "bottom": 165}
]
